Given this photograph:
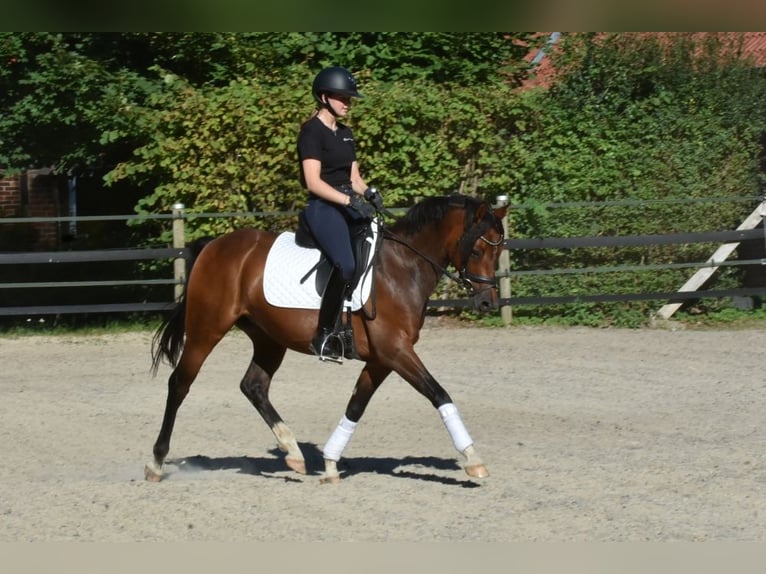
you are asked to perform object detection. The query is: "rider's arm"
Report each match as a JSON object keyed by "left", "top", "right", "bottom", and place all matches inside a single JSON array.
[
  {"left": 349, "top": 161, "right": 368, "bottom": 196},
  {"left": 302, "top": 158, "right": 353, "bottom": 206}
]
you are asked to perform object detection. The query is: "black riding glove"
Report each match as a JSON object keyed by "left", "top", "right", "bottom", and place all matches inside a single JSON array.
[
  {"left": 363, "top": 187, "right": 384, "bottom": 211},
  {"left": 348, "top": 193, "right": 376, "bottom": 219}
]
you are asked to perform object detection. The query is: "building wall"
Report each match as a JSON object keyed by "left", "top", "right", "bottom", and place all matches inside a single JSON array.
[
  {"left": 0, "top": 172, "right": 22, "bottom": 216},
  {"left": 0, "top": 170, "right": 61, "bottom": 250}
]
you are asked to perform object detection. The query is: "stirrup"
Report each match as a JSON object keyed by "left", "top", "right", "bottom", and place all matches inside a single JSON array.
[{"left": 311, "top": 331, "right": 345, "bottom": 364}]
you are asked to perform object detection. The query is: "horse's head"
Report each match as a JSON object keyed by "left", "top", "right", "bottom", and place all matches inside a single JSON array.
[
  {"left": 450, "top": 196, "right": 508, "bottom": 313},
  {"left": 387, "top": 194, "right": 507, "bottom": 313}
]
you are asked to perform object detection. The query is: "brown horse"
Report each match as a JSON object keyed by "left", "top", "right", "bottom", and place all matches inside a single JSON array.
[{"left": 146, "top": 194, "right": 507, "bottom": 484}]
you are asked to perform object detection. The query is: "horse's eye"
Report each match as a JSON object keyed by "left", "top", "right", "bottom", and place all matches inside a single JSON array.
[{"left": 470, "top": 248, "right": 481, "bottom": 258}]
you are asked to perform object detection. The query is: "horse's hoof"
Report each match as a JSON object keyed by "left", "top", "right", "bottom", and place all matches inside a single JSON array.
[
  {"left": 319, "top": 474, "right": 341, "bottom": 485},
  {"left": 286, "top": 457, "right": 306, "bottom": 475},
  {"left": 144, "top": 463, "right": 163, "bottom": 482},
  {"left": 465, "top": 464, "right": 489, "bottom": 479}
]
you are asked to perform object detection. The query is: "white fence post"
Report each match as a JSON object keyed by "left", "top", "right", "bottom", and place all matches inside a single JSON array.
[
  {"left": 172, "top": 203, "right": 185, "bottom": 301},
  {"left": 655, "top": 199, "right": 766, "bottom": 320},
  {"left": 495, "top": 195, "right": 512, "bottom": 326}
]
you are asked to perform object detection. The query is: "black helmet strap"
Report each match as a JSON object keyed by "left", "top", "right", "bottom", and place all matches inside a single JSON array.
[{"left": 318, "top": 93, "right": 341, "bottom": 117}]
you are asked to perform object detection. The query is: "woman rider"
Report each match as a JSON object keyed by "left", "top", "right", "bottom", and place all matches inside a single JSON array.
[{"left": 297, "top": 66, "right": 383, "bottom": 361}]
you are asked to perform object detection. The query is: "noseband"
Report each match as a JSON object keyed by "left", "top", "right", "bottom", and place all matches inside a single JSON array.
[
  {"left": 455, "top": 222, "right": 504, "bottom": 295},
  {"left": 458, "top": 233, "right": 504, "bottom": 294},
  {"left": 445, "top": 195, "right": 503, "bottom": 296}
]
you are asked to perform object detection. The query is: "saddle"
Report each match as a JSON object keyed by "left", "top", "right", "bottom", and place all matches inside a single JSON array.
[{"left": 295, "top": 211, "right": 375, "bottom": 296}]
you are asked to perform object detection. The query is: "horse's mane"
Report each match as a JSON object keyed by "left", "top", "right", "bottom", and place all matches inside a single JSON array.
[{"left": 390, "top": 194, "right": 483, "bottom": 236}]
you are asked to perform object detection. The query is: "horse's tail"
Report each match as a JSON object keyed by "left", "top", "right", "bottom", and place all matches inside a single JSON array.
[{"left": 150, "top": 237, "right": 215, "bottom": 376}]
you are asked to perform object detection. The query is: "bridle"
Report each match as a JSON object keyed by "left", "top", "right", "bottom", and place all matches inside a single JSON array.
[
  {"left": 457, "top": 233, "right": 504, "bottom": 294},
  {"left": 379, "top": 204, "right": 504, "bottom": 296}
]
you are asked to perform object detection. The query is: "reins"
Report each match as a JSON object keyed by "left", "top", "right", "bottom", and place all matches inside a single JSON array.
[
  {"left": 374, "top": 205, "right": 466, "bottom": 285},
  {"left": 374, "top": 203, "right": 503, "bottom": 295},
  {"left": 380, "top": 224, "right": 467, "bottom": 286}
]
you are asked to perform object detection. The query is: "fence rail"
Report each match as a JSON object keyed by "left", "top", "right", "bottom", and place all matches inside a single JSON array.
[
  {"left": 0, "top": 247, "right": 188, "bottom": 264},
  {"left": 2, "top": 199, "right": 766, "bottom": 320},
  {"left": 505, "top": 228, "right": 765, "bottom": 250}
]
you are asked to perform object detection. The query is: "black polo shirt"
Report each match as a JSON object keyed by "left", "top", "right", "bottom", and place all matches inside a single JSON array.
[{"left": 297, "top": 116, "right": 357, "bottom": 190}]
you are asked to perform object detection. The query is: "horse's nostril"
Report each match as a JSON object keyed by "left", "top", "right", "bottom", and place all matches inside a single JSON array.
[{"left": 476, "top": 300, "right": 491, "bottom": 313}]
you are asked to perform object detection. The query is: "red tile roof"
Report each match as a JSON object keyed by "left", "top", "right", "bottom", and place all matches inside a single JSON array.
[
  {"left": 522, "top": 32, "right": 766, "bottom": 90},
  {"left": 742, "top": 31, "right": 766, "bottom": 65}
]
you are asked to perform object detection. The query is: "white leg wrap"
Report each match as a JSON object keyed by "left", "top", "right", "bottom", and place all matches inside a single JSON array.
[
  {"left": 438, "top": 403, "right": 474, "bottom": 453},
  {"left": 323, "top": 416, "right": 358, "bottom": 462}
]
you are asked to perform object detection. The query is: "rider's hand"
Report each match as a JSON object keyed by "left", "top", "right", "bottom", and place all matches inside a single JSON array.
[
  {"left": 348, "top": 193, "right": 376, "bottom": 219},
  {"left": 363, "top": 187, "right": 384, "bottom": 211}
]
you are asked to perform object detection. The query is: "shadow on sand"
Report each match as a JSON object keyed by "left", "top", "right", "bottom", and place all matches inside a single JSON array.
[{"left": 167, "top": 442, "right": 481, "bottom": 488}]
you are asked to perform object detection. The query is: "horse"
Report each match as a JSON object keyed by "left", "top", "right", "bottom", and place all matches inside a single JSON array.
[{"left": 145, "top": 194, "right": 508, "bottom": 484}]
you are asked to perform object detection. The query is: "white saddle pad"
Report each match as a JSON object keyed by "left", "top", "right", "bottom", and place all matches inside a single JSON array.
[{"left": 263, "top": 221, "right": 378, "bottom": 310}]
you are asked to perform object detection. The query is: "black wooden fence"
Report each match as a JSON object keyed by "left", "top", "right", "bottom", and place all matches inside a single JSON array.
[{"left": 2, "top": 200, "right": 766, "bottom": 320}]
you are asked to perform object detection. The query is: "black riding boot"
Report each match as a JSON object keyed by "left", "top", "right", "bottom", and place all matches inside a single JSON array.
[{"left": 310, "top": 270, "right": 350, "bottom": 362}]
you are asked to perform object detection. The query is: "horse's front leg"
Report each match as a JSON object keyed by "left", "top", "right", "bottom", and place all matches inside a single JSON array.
[
  {"left": 437, "top": 403, "right": 489, "bottom": 478},
  {"left": 395, "top": 348, "right": 489, "bottom": 479},
  {"left": 320, "top": 363, "right": 391, "bottom": 484}
]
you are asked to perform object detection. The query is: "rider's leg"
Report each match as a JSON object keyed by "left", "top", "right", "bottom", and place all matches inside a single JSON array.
[
  {"left": 303, "top": 199, "right": 355, "bottom": 361},
  {"left": 310, "top": 267, "right": 350, "bottom": 361}
]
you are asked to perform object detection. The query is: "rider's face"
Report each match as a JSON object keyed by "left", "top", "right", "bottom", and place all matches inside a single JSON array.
[{"left": 325, "top": 93, "right": 352, "bottom": 115}]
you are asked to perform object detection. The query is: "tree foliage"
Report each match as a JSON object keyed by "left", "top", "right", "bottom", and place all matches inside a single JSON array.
[
  {"left": 505, "top": 33, "right": 766, "bottom": 324},
  {"left": 1, "top": 32, "right": 534, "bottom": 239},
  {"left": 3, "top": 32, "right": 766, "bottom": 324}
]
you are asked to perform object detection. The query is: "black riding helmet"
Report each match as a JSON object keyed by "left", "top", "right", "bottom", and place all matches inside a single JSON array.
[{"left": 312, "top": 66, "right": 364, "bottom": 107}]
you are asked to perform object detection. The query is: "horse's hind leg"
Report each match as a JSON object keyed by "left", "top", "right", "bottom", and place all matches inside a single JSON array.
[
  {"left": 145, "top": 340, "right": 216, "bottom": 481},
  {"left": 238, "top": 331, "right": 305, "bottom": 474}
]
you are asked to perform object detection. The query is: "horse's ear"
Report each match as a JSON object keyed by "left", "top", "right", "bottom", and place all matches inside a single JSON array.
[
  {"left": 473, "top": 202, "right": 509, "bottom": 221},
  {"left": 473, "top": 203, "right": 488, "bottom": 222}
]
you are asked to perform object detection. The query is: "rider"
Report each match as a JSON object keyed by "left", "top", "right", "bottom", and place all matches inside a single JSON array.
[{"left": 297, "top": 66, "right": 383, "bottom": 361}]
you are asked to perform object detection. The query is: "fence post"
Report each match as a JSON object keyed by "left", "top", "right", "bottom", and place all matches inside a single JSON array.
[
  {"left": 495, "top": 195, "right": 512, "bottom": 326},
  {"left": 172, "top": 203, "right": 185, "bottom": 301}
]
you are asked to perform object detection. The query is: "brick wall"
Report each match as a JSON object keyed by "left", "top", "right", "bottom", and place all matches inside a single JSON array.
[
  {"left": 27, "top": 169, "right": 61, "bottom": 247},
  {"left": 0, "top": 169, "right": 62, "bottom": 250},
  {"left": 0, "top": 172, "right": 21, "bottom": 216}
]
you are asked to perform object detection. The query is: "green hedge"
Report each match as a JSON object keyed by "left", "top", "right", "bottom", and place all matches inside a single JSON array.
[{"left": 5, "top": 33, "right": 765, "bottom": 325}]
